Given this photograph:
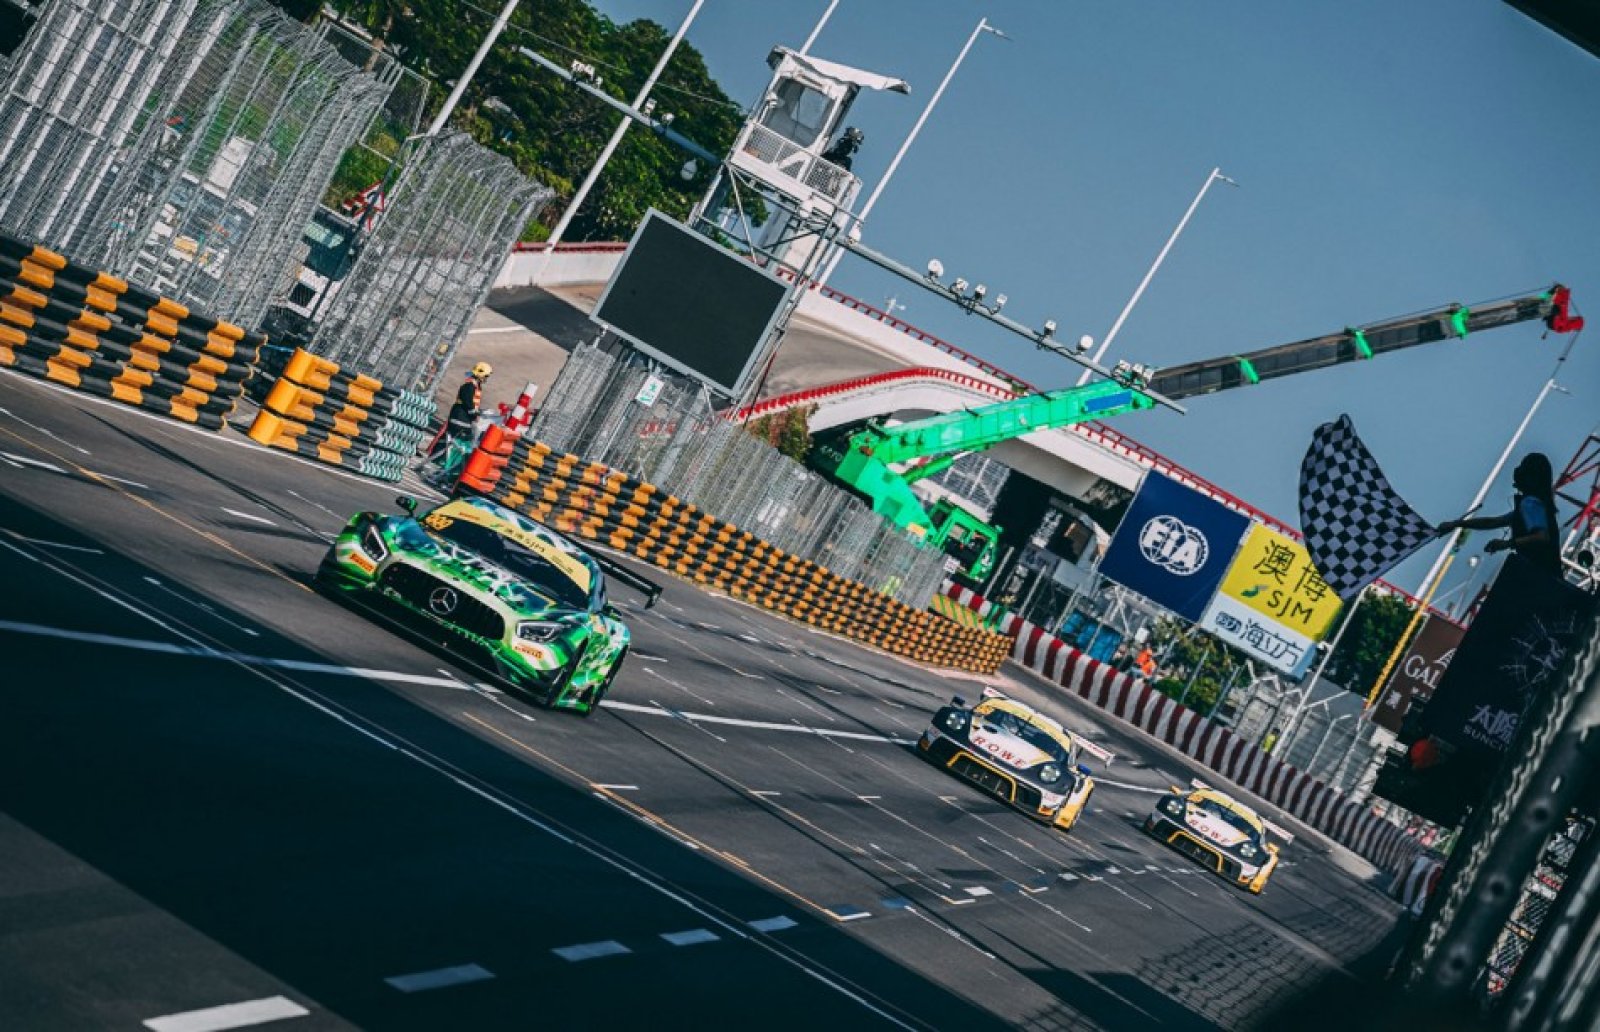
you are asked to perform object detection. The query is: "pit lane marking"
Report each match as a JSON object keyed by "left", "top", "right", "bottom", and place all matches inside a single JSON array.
[
  {"left": 142, "top": 995, "right": 309, "bottom": 1031},
  {"left": 552, "top": 940, "right": 631, "bottom": 962},
  {"left": 661, "top": 929, "right": 720, "bottom": 946},
  {"left": 384, "top": 963, "right": 495, "bottom": 992},
  {"left": 749, "top": 916, "right": 797, "bottom": 932}
]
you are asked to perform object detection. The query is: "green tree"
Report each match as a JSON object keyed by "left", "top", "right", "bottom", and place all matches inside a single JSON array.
[
  {"left": 1144, "top": 618, "right": 1253, "bottom": 715},
  {"left": 743, "top": 405, "right": 814, "bottom": 463},
  {"left": 287, "top": 0, "right": 744, "bottom": 237},
  {"left": 1323, "top": 591, "right": 1415, "bottom": 697}
]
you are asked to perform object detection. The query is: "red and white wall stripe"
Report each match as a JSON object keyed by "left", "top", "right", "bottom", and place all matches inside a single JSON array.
[{"left": 943, "top": 582, "right": 1423, "bottom": 876}]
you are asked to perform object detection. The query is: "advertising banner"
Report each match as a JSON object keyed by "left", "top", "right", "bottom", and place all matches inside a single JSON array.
[
  {"left": 1098, "top": 473, "right": 1249, "bottom": 622},
  {"left": 1375, "top": 556, "right": 1596, "bottom": 826},
  {"left": 1370, "top": 615, "right": 1465, "bottom": 734},
  {"left": 1200, "top": 524, "right": 1343, "bottom": 675}
]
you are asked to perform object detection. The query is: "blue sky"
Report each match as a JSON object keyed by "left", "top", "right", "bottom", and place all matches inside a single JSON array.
[{"left": 587, "top": 0, "right": 1599, "bottom": 601}]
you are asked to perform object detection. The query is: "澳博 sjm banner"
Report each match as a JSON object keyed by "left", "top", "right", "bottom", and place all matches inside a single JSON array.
[
  {"left": 1201, "top": 524, "right": 1342, "bottom": 675},
  {"left": 1098, "top": 473, "right": 1249, "bottom": 622}
]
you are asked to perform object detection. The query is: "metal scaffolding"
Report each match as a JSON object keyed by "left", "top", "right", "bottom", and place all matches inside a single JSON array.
[
  {"left": 525, "top": 344, "right": 951, "bottom": 609},
  {"left": 73, "top": 0, "right": 392, "bottom": 327},
  {"left": 310, "top": 131, "right": 550, "bottom": 392},
  {"left": 0, "top": 0, "right": 202, "bottom": 248}
]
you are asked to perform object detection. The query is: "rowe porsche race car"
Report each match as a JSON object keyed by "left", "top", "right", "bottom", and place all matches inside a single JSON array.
[
  {"left": 316, "top": 494, "right": 660, "bottom": 715},
  {"left": 918, "top": 688, "right": 1096, "bottom": 832},
  {"left": 1143, "top": 780, "right": 1293, "bottom": 893}
]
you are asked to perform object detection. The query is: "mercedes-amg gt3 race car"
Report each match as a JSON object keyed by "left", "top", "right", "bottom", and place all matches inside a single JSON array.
[
  {"left": 918, "top": 688, "right": 1096, "bottom": 832},
  {"left": 317, "top": 494, "right": 659, "bottom": 715},
  {"left": 1143, "top": 780, "right": 1293, "bottom": 893}
]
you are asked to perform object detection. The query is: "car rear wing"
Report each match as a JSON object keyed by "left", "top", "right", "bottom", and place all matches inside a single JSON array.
[
  {"left": 1188, "top": 779, "right": 1295, "bottom": 845},
  {"left": 597, "top": 554, "right": 662, "bottom": 609}
]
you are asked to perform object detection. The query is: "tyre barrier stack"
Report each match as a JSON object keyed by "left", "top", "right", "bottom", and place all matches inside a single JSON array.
[
  {"left": 0, "top": 234, "right": 261, "bottom": 430},
  {"left": 246, "top": 348, "right": 436, "bottom": 482},
  {"left": 941, "top": 582, "right": 1428, "bottom": 877},
  {"left": 458, "top": 427, "right": 1012, "bottom": 673}
]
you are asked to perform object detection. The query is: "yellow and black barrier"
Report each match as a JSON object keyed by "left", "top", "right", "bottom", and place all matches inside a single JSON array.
[
  {"left": 0, "top": 232, "right": 262, "bottom": 429},
  {"left": 456, "top": 432, "right": 1012, "bottom": 673},
  {"left": 247, "top": 348, "right": 436, "bottom": 482}
]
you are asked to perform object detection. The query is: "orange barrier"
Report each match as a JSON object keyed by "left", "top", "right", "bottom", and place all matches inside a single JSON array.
[
  {"left": 457, "top": 435, "right": 1012, "bottom": 673},
  {"left": 0, "top": 232, "right": 261, "bottom": 429},
  {"left": 247, "top": 348, "right": 436, "bottom": 481}
]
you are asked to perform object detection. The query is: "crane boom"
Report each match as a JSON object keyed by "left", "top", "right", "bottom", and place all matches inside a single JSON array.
[
  {"left": 1151, "top": 292, "right": 1555, "bottom": 400},
  {"left": 813, "top": 286, "right": 1569, "bottom": 579}
]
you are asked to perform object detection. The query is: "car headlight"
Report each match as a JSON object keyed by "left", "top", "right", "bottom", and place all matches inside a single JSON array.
[
  {"left": 1037, "top": 763, "right": 1063, "bottom": 785},
  {"left": 942, "top": 710, "right": 970, "bottom": 733},
  {"left": 1238, "top": 841, "right": 1260, "bottom": 860},
  {"left": 360, "top": 521, "right": 389, "bottom": 561},
  {"left": 517, "top": 621, "right": 565, "bottom": 643},
  {"left": 1159, "top": 796, "right": 1186, "bottom": 817}
]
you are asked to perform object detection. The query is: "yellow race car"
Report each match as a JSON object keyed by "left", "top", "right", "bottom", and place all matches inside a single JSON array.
[
  {"left": 918, "top": 688, "right": 1097, "bottom": 833},
  {"left": 1143, "top": 781, "right": 1293, "bottom": 893}
]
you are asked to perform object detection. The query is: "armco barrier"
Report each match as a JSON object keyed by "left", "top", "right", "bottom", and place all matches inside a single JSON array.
[
  {"left": 247, "top": 348, "right": 436, "bottom": 482},
  {"left": 456, "top": 428, "right": 1012, "bottom": 673},
  {"left": 0, "top": 233, "right": 261, "bottom": 430},
  {"left": 942, "top": 582, "right": 1426, "bottom": 876}
]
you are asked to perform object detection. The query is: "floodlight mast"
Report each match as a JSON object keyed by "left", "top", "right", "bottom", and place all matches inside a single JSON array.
[
  {"left": 837, "top": 234, "right": 1187, "bottom": 413},
  {"left": 516, "top": 47, "right": 720, "bottom": 164}
]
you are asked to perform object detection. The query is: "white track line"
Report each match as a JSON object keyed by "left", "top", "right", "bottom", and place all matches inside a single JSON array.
[
  {"left": 384, "top": 963, "right": 495, "bottom": 992},
  {"left": 220, "top": 507, "right": 277, "bottom": 527},
  {"left": 142, "top": 996, "right": 308, "bottom": 1031},
  {"left": 0, "top": 543, "right": 920, "bottom": 1030}
]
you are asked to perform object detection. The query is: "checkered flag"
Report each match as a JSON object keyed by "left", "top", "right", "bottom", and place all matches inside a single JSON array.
[{"left": 1299, "top": 414, "right": 1438, "bottom": 601}]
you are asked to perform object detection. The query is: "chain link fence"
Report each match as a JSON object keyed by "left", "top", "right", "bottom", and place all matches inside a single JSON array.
[
  {"left": 310, "top": 130, "right": 550, "bottom": 392},
  {"left": 73, "top": 0, "right": 391, "bottom": 327},
  {"left": 527, "top": 344, "right": 950, "bottom": 609},
  {"left": 0, "top": 0, "right": 203, "bottom": 247}
]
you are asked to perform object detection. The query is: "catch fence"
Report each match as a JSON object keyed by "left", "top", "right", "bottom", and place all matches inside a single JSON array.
[
  {"left": 80, "top": 0, "right": 392, "bottom": 327},
  {"left": 310, "top": 131, "right": 550, "bottom": 392},
  {"left": 525, "top": 344, "right": 950, "bottom": 610}
]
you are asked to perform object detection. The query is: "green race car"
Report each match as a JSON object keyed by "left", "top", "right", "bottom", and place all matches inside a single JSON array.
[{"left": 317, "top": 494, "right": 659, "bottom": 715}]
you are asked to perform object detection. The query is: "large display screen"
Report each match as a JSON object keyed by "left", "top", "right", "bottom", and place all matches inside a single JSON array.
[{"left": 592, "top": 210, "right": 790, "bottom": 396}]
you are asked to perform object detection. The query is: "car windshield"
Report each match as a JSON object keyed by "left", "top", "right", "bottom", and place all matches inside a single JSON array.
[
  {"left": 1195, "top": 799, "right": 1260, "bottom": 838},
  {"left": 426, "top": 518, "right": 592, "bottom": 610},
  {"left": 977, "top": 708, "right": 1070, "bottom": 764}
]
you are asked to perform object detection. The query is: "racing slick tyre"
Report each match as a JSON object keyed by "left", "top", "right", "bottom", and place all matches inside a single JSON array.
[
  {"left": 580, "top": 647, "right": 627, "bottom": 719},
  {"left": 1057, "top": 785, "right": 1092, "bottom": 832},
  {"left": 541, "top": 639, "right": 590, "bottom": 709}
]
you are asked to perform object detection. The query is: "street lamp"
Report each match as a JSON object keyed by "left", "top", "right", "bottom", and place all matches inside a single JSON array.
[
  {"left": 1076, "top": 167, "right": 1238, "bottom": 384},
  {"left": 540, "top": 0, "right": 705, "bottom": 258},
  {"left": 814, "top": 16, "right": 1007, "bottom": 287}
]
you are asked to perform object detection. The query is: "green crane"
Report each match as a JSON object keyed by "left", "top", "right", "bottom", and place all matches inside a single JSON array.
[{"left": 813, "top": 288, "right": 1571, "bottom": 580}]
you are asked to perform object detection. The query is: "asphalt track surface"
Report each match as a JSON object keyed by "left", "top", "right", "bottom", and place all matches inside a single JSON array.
[{"left": 0, "top": 369, "right": 1406, "bottom": 1031}]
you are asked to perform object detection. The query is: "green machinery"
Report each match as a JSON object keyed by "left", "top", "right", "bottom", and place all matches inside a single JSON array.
[{"left": 812, "top": 288, "right": 1569, "bottom": 580}]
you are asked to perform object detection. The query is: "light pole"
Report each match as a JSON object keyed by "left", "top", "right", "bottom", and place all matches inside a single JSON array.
[
  {"left": 1308, "top": 713, "right": 1354, "bottom": 774},
  {"left": 1076, "top": 166, "right": 1237, "bottom": 384},
  {"left": 540, "top": 0, "right": 705, "bottom": 258},
  {"left": 427, "top": 0, "right": 522, "bottom": 136},
  {"left": 813, "top": 16, "right": 1007, "bottom": 287},
  {"left": 1279, "top": 586, "right": 1365, "bottom": 743},
  {"left": 798, "top": 0, "right": 840, "bottom": 55}
]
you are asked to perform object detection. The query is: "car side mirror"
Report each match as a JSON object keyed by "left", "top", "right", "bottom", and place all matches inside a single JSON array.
[
  {"left": 603, "top": 604, "right": 622, "bottom": 620},
  {"left": 1076, "top": 764, "right": 1093, "bottom": 777},
  {"left": 396, "top": 495, "right": 417, "bottom": 515}
]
